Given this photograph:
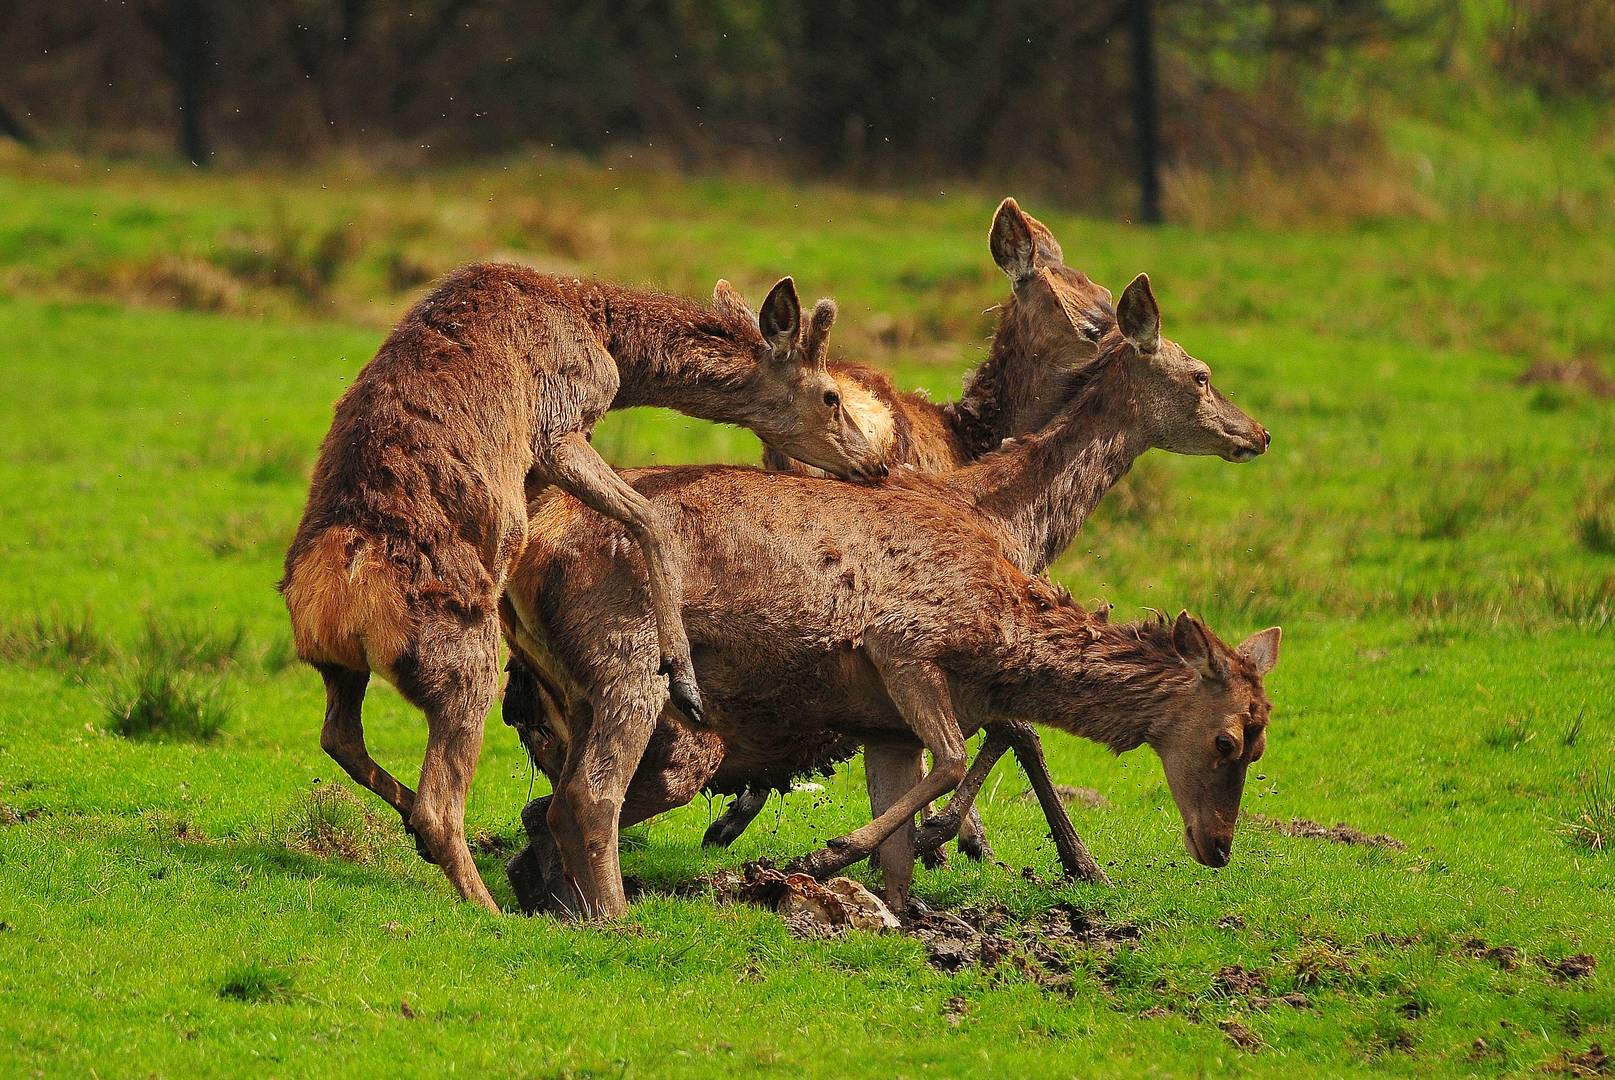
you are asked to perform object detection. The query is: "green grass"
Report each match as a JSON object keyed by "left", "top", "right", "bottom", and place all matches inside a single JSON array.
[{"left": 0, "top": 138, "right": 1612, "bottom": 1076}]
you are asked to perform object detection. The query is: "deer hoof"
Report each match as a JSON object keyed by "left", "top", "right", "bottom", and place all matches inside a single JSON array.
[
  {"left": 958, "top": 832, "right": 994, "bottom": 863},
  {"left": 919, "top": 846, "right": 948, "bottom": 870},
  {"left": 660, "top": 657, "right": 705, "bottom": 725},
  {"left": 404, "top": 819, "right": 438, "bottom": 865}
]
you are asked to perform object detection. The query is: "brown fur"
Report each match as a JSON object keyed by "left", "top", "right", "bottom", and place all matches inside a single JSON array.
[
  {"left": 282, "top": 262, "right": 882, "bottom": 910},
  {"left": 504, "top": 203, "right": 1270, "bottom": 893},
  {"left": 500, "top": 455, "right": 1280, "bottom": 917}
]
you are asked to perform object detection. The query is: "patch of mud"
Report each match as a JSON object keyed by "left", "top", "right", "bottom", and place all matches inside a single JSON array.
[
  {"left": 1545, "top": 954, "right": 1598, "bottom": 983},
  {"left": 701, "top": 863, "right": 1141, "bottom": 990},
  {"left": 1517, "top": 360, "right": 1615, "bottom": 399},
  {"left": 1212, "top": 964, "right": 1310, "bottom": 1010},
  {"left": 1547, "top": 1043, "right": 1610, "bottom": 1077},
  {"left": 1217, "top": 913, "right": 1247, "bottom": 931},
  {"left": 1463, "top": 937, "right": 1522, "bottom": 971},
  {"left": 1220, "top": 1019, "right": 1263, "bottom": 1052},
  {"left": 1016, "top": 785, "right": 1110, "bottom": 810},
  {"left": 0, "top": 803, "right": 43, "bottom": 826},
  {"left": 1247, "top": 813, "right": 1405, "bottom": 850}
]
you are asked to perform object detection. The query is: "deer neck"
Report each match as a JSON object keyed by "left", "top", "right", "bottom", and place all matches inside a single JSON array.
[
  {"left": 944, "top": 291, "right": 1105, "bottom": 459},
  {"left": 981, "top": 610, "right": 1188, "bottom": 753},
  {"left": 950, "top": 366, "right": 1148, "bottom": 575},
  {"left": 601, "top": 292, "right": 765, "bottom": 424}
]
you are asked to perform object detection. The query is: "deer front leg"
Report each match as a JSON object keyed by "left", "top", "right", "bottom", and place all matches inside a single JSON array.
[
  {"left": 539, "top": 431, "right": 703, "bottom": 724},
  {"left": 791, "top": 657, "right": 967, "bottom": 880},
  {"left": 1002, "top": 721, "right": 1110, "bottom": 885}
]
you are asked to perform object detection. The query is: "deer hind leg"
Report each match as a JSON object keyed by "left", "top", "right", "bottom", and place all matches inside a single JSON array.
[
  {"left": 864, "top": 742, "right": 925, "bottom": 910},
  {"left": 792, "top": 657, "right": 967, "bottom": 880},
  {"left": 549, "top": 677, "right": 665, "bottom": 919},
  {"left": 317, "top": 663, "right": 418, "bottom": 818},
  {"left": 399, "top": 618, "right": 502, "bottom": 913},
  {"left": 538, "top": 430, "right": 702, "bottom": 725},
  {"left": 702, "top": 786, "right": 770, "bottom": 848}
]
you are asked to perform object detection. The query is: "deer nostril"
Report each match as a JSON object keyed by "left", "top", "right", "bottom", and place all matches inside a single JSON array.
[
  {"left": 1213, "top": 837, "right": 1232, "bottom": 865},
  {"left": 1262, "top": 429, "right": 1272, "bottom": 449}
]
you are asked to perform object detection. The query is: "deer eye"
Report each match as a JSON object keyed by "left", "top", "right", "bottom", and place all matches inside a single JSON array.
[
  {"left": 823, "top": 391, "right": 841, "bottom": 408},
  {"left": 1215, "top": 733, "right": 1237, "bottom": 756},
  {"left": 1194, "top": 371, "right": 1210, "bottom": 388}
]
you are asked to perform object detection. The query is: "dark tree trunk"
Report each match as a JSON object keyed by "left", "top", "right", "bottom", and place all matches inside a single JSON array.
[
  {"left": 1127, "top": 0, "right": 1163, "bottom": 224},
  {"left": 143, "top": 0, "right": 212, "bottom": 165},
  {"left": 171, "top": 0, "right": 210, "bottom": 165}
]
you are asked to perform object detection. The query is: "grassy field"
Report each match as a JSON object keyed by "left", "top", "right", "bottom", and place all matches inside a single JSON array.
[{"left": 1, "top": 126, "right": 1613, "bottom": 1077}]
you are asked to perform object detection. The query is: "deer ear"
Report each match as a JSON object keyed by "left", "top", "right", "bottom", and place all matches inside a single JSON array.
[
  {"left": 990, "top": 197, "right": 1037, "bottom": 283},
  {"left": 1173, "top": 610, "right": 1227, "bottom": 682},
  {"left": 803, "top": 298, "right": 837, "bottom": 367},
  {"left": 1237, "top": 627, "right": 1282, "bottom": 677},
  {"left": 713, "top": 279, "right": 758, "bottom": 329},
  {"left": 1118, "top": 273, "right": 1161, "bottom": 353},
  {"left": 758, "top": 277, "right": 802, "bottom": 360},
  {"left": 1022, "top": 210, "right": 1065, "bottom": 267}
]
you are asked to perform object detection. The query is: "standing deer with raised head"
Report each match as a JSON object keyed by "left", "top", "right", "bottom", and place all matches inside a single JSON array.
[
  {"left": 281, "top": 263, "right": 882, "bottom": 910},
  {"left": 499, "top": 271, "right": 1273, "bottom": 916}
]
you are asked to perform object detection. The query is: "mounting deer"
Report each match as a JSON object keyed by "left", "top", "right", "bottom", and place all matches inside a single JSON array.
[
  {"left": 280, "top": 263, "right": 883, "bottom": 910},
  {"left": 499, "top": 269, "right": 1275, "bottom": 917}
]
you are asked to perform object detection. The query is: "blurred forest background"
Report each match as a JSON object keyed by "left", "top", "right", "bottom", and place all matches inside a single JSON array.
[{"left": 2, "top": 0, "right": 1611, "bottom": 222}]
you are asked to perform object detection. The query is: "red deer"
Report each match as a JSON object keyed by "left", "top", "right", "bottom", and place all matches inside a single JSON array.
[
  {"left": 499, "top": 272, "right": 1274, "bottom": 916},
  {"left": 503, "top": 198, "right": 1153, "bottom": 866},
  {"left": 281, "top": 264, "right": 882, "bottom": 910}
]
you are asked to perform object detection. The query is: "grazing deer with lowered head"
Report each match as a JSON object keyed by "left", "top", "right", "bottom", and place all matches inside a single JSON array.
[
  {"left": 503, "top": 198, "right": 1202, "bottom": 866},
  {"left": 281, "top": 263, "right": 882, "bottom": 910},
  {"left": 499, "top": 272, "right": 1273, "bottom": 916}
]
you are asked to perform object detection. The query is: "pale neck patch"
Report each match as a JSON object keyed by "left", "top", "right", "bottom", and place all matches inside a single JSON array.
[{"left": 835, "top": 375, "right": 897, "bottom": 461}]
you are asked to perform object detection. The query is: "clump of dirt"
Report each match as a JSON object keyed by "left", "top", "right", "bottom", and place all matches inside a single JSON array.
[
  {"left": 1462, "top": 937, "right": 1523, "bottom": 971},
  {"left": 1517, "top": 360, "right": 1615, "bottom": 399},
  {"left": 1213, "top": 964, "right": 1267, "bottom": 996},
  {"left": 1547, "top": 1043, "right": 1610, "bottom": 1077},
  {"left": 1220, "top": 1019, "right": 1263, "bottom": 1052},
  {"left": 1545, "top": 954, "right": 1598, "bottom": 983},
  {"left": 1211, "top": 964, "right": 1310, "bottom": 1010},
  {"left": 1217, "top": 913, "right": 1246, "bottom": 931},
  {"left": 906, "top": 900, "right": 1140, "bottom": 992},
  {"left": 0, "top": 803, "right": 43, "bottom": 826},
  {"left": 942, "top": 996, "right": 969, "bottom": 1027},
  {"left": 1016, "top": 785, "right": 1110, "bottom": 810},
  {"left": 1247, "top": 814, "right": 1406, "bottom": 850}
]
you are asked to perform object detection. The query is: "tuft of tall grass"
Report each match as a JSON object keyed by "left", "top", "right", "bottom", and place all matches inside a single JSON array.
[
  {"left": 1564, "top": 770, "right": 1613, "bottom": 853},
  {"left": 1577, "top": 506, "right": 1615, "bottom": 555},
  {"left": 103, "top": 661, "right": 231, "bottom": 742},
  {"left": 280, "top": 783, "right": 392, "bottom": 864},
  {"left": 217, "top": 961, "right": 295, "bottom": 1003},
  {"left": 138, "top": 617, "right": 247, "bottom": 671},
  {"left": 0, "top": 609, "right": 109, "bottom": 670}
]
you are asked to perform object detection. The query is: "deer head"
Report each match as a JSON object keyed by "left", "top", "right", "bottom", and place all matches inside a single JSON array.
[
  {"left": 1113, "top": 274, "right": 1270, "bottom": 462},
  {"left": 983, "top": 198, "right": 1120, "bottom": 435},
  {"left": 713, "top": 277, "right": 887, "bottom": 482},
  {"left": 1149, "top": 614, "right": 1282, "bottom": 868}
]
